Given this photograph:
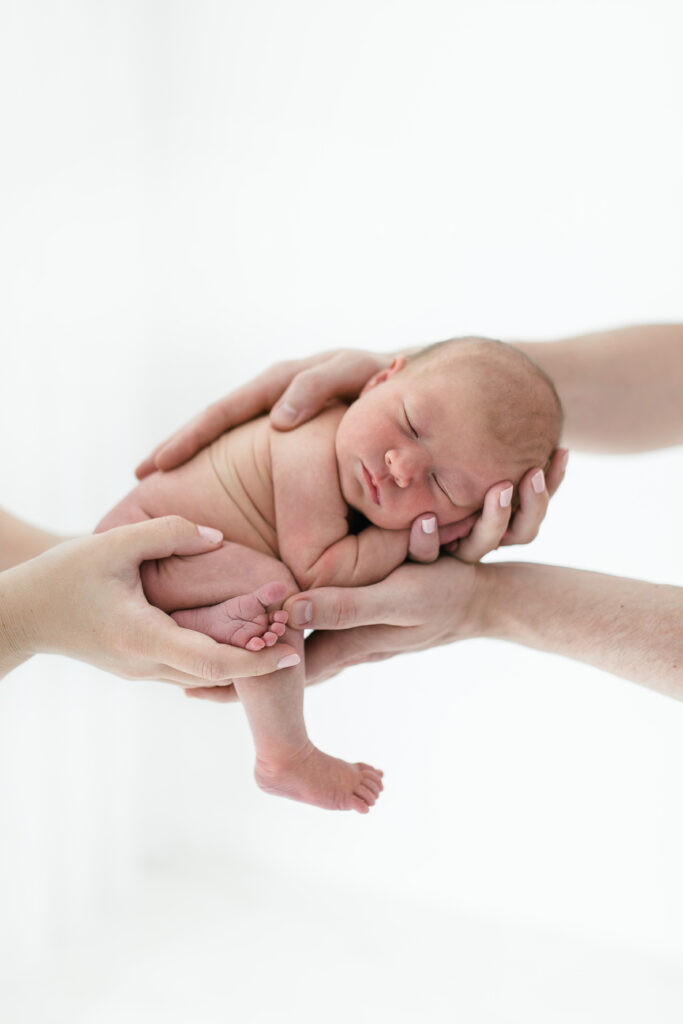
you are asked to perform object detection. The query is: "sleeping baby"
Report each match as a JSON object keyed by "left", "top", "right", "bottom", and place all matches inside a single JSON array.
[{"left": 96, "top": 337, "right": 562, "bottom": 813}]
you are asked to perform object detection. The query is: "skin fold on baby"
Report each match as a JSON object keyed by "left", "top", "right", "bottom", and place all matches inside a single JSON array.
[{"left": 96, "top": 338, "right": 561, "bottom": 814}]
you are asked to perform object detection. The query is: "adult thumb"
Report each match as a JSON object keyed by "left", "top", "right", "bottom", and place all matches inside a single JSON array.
[{"left": 109, "top": 516, "right": 225, "bottom": 564}]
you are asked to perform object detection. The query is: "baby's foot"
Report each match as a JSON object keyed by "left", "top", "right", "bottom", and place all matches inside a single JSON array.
[
  {"left": 254, "top": 742, "right": 384, "bottom": 814},
  {"left": 172, "top": 581, "right": 289, "bottom": 650}
]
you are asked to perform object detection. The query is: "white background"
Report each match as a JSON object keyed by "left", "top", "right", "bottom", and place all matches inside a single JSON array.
[{"left": 1, "top": 1, "right": 683, "bottom": 1021}]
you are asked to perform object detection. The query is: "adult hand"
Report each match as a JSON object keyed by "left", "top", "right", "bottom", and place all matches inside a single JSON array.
[
  {"left": 135, "top": 349, "right": 390, "bottom": 478},
  {"left": 406, "top": 448, "right": 569, "bottom": 563},
  {"left": 295, "top": 557, "right": 482, "bottom": 686},
  {"left": 185, "top": 450, "right": 569, "bottom": 701},
  {"left": 1, "top": 516, "right": 299, "bottom": 685},
  {"left": 279, "top": 448, "right": 569, "bottom": 684}
]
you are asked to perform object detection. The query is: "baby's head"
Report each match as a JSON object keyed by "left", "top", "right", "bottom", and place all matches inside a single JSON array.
[{"left": 334, "top": 337, "right": 562, "bottom": 530}]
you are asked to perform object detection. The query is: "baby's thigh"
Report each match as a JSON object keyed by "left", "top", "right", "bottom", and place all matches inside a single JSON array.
[
  {"left": 142, "top": 540, "right": 299, "bottom": 613},
  {"left": 95, "top": 491, "right": 150, "bottom": 533}
]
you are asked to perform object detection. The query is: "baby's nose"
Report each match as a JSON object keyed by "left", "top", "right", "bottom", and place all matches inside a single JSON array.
[{"left": 385, "top": 448, "right": 418, "bottom": 488}]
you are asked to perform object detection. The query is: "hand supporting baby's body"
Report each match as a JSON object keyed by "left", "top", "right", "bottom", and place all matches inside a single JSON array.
[{"left": 97, "top": 409, "right": 404, "bottom": 813}]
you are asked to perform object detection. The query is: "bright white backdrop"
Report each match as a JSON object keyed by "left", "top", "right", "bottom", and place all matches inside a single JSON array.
[{"left": 1, "top": 1, "right": 683, "bottom": 1021}]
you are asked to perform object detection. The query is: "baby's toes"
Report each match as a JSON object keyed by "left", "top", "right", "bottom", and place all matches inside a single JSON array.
[
  {"left": 267, "top": 620, "right": 287, "bottom": 639},
  {"left": 355, "top": 782, "right": 379, "bottom": 806},
  {"left": 359, "top": 776, "right": 382, "bottom": 799},
  {"left": 358, "top": 763, "right": 384, "bottom": 787},
  {"left": 271, "top": 610, "right": 288, "bottom": 625},
  {"left": 256, "top": 581, "right": 289, "bottom": 606},
  {"left": 262, "top": 631, "right": 280, "bottom": 647},
  {"left": 246, "top": 636, "right": 266, "bottom": 652}
]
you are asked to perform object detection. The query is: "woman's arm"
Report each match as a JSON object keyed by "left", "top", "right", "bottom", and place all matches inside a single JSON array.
[
  {"left": 515, "top": 324, "right": 683, "bottom": 453},
  {"left": 0, "top": 508, "right": 64, "bottom": 571},
  {"left": 0, "top": 516, "right": 299, "bottom": 683}
]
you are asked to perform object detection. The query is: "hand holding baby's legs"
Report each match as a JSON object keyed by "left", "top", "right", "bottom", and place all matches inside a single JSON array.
[
  {"left": 172, "top": 581, "right": 289, "bottom": 651},
  {"left": 145, "top": 541, "right": 384, "bottom": 813}
]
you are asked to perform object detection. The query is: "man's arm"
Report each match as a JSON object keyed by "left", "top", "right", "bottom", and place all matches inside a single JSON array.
[
  {"left": 285, "top": 558, "right": 683, "bottom": 698},
  {"left": 515, "top": 324, "right": 683, "bottom": 453},
  {"left": 477, "top": 562, "right": 683, "bottom": 696}
]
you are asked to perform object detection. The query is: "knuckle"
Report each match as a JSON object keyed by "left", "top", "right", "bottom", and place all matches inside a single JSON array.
[
  {"left": 162, "top": 514, "right": 188, "bottom": 538},
  {"left": 330, "top": 593, "right": 353, "bottom": 629},
  {"left": 295, "top": 366, "right": 323, "bottom": 394},
  {"left": 196, "top": 658, "right": 228, "bottom": 684}
]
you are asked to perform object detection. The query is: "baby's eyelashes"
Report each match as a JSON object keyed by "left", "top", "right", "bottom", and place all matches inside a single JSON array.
[{"left": 403, "top": 405, "right": 419, "bottom": 438}]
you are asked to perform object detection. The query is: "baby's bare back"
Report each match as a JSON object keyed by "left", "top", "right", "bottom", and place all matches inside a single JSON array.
[{"left": 107, "top": 417, "right": 279, "bottom": 558}]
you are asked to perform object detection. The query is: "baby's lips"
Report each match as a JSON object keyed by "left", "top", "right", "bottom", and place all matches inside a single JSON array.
[{"left": 438, "top": 514, "right": 478, "bottom": 547}]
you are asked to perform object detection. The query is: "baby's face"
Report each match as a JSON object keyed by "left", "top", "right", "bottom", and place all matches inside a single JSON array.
[{"left": 335, "top": 356, "right": 520, "bottom": 531}]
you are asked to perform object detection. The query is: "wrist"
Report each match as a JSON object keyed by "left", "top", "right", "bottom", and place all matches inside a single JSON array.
[{"left": 469, "top": 561, "right": 510, "bottom": 640}]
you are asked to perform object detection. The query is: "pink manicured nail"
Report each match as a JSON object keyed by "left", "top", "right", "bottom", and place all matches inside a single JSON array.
[
  {"left": 197, "top": 525, "right": 223, "bottom": 543},
  {"left": 421, "top": 516, "right": 437, "bottom": 534},
  {"left": 531, "top": 469, "right": 545, "bottom": 494},
  {"left": 500, "top": 486, "right": 513, "bottom": 509},
  {"left": 291, "top": 600, "right": 312, "bottom": 626},
  {"left": 559, "top": 449, "right": 569, "bottom": 473},
  {"left": 277, "top": 653, "right": 301, "bottom": 669}
]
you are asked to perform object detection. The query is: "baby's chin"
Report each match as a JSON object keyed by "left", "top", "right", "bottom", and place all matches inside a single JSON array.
[{"left": 347, "top": 500, "right": 412, "bottom": 532}]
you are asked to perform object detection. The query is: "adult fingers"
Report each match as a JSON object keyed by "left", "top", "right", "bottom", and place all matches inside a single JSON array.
[
  {"left": 304, "top": 624, "right": 404, "bottom": 686},
  {"left": 453, "top": 482, "right": 513, "bottom": 563},
  {"left": 184, "top": 684, "right": 240, "bottom": 702},
  {"left": 270, "top": 350, "right": 389, "bottom": 430},
  {"left": 109, "top": 516, "right": 225, "bottom": 564},
  {"left": 500, "top": 466, "right": 550, "bottom": 547},
  {"left": 285, "top": 580, "right": 399, "bottom": 631},
  {"left": 148, "top": 612, "right": 300, "bottom": 683},
  {"left": 141, "top": 362, "right": 304, "bottom": 476},
  {"left": 135, "top": 439, "right": 169, "bottom": 480},
  {"left": 546, "top": 447, "right": 569, "bottom": 498},
  {"left": 407, "top": 513, "right": 440, "bottom": 563}
]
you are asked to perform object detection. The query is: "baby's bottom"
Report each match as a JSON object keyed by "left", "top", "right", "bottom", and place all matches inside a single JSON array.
[{"left": 96, "top": 498, "right": 383, "bottom": 813}]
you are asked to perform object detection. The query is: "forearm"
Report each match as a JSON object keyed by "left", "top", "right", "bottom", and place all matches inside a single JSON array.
[
  {"left": 0, "top": 509, "right": 64, "bottom": 572},
  {"left": 476, "top": 562, "right": 683, "bottom": 697},
  {"left": 514, "top": 324, "right": 683, "bottom": 452},
  {"left": 303, "top": 527, "right": 410, "bottom": 590},
  {"left": 0, "top": 562, "right": 37, "bottom": 679}
]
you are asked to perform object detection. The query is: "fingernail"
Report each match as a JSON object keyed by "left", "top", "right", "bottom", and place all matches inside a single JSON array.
[
  {"left": 197, "top": 525, "right": 223, "bottom": 543},
  {"left": 277, "top": 653, "right": 301, "bottom": 669},
  {"left": 276, "top": 402, "right": 299, "bottom": 424},
  {"left": 500, "top": 486, "right": 513, "bottom": 509},
  {"left": 291, "top": 600, "right": 312, "bottom": 626},
  {"left": 559, "top": 449, "right": 569, "bottom": 473},
  {"left": 421, "top": 516, "right": 437, "bottom": 534},
  {"left": 531, "top": 469, "right": 545, "bottom": 494}
]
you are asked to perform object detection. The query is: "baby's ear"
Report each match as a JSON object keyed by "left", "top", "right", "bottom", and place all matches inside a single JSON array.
[{"left": 360, "top": 355, "right": 407, "bottom": 394}]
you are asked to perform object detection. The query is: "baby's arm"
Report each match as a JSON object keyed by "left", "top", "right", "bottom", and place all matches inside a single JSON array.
[{"left": 270, "top": 407, "right": 411, "bottom": 590}]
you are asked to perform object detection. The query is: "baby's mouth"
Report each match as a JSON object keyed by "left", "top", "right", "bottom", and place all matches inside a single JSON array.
[{"left": 361, "top": 462, "right": 381, "bottom": 505}]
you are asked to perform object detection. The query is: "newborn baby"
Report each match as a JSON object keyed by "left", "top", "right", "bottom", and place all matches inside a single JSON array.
[{"left": 97, "top": 338, "right": 562, "bottom": 813}]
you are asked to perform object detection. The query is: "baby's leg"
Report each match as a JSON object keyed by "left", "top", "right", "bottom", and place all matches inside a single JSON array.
[
  {"left": 147, "top": 542, "right": 383, "bottom": 813},
  {"left": 98, "top": 499, "right": 383, "bottom": 813},
  {"left": 96, "top": 501, "right": 286, "bottom": 655}
]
